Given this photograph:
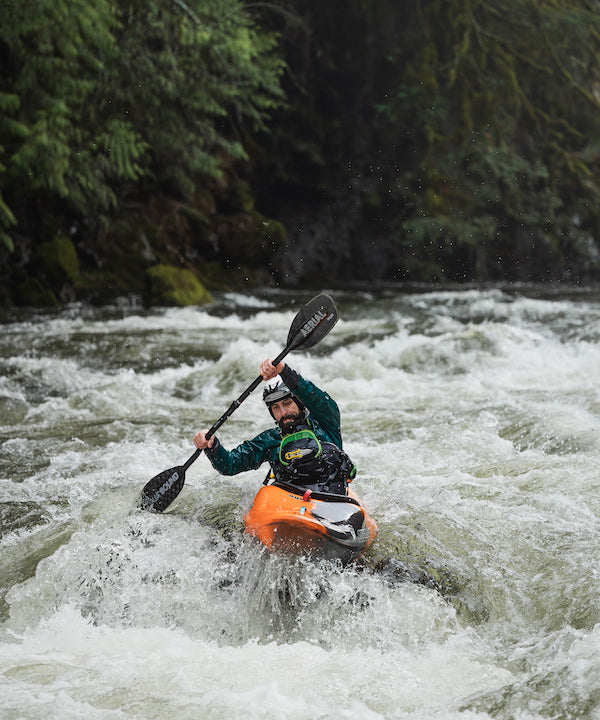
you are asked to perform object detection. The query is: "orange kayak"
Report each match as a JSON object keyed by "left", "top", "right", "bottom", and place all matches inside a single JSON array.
[{"left": 244, "top": 481, "right": 378, "bottom": 563}]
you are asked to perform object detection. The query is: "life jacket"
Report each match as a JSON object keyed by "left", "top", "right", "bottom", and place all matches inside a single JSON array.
[{"left": 271, "top": 424, "right": 356, "bottom": 495}]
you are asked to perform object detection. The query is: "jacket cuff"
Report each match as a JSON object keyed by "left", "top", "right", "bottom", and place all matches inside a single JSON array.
[
  {"left": 205, "top": 436, "right": 220, "bottom": 458},
  {"left": 280, "top": 364, "right": 300, "bottom": 389}
]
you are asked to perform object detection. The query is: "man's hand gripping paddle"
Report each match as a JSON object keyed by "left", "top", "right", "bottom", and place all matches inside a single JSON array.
[{"left": 138, "top": 293, "right": 339, "bottom": 512}]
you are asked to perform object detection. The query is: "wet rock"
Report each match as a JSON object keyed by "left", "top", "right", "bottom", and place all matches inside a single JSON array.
[
  {"left": 12, "top": 234, "right": 80, "bottom": 305},
  {"left": 145, "top": 264, "right": 213, "bottom": 306},
  {"left": 13, "top": 274, "right": 59, "bottom": 307},
  {"left": 31, "top": 234, "right": 79, "bottom": 287}
]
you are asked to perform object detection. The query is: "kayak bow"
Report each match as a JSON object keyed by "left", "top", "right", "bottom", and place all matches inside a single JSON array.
[{"left": 244, "top": 481, "right": 377, "bottom": 563}]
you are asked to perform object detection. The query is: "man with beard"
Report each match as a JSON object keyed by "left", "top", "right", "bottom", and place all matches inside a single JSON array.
[{"left": 192, "top": 358, "right": 355, "bottom": 495}]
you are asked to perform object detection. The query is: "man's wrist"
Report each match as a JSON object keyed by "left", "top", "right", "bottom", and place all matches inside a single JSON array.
[
  {"left": 205, "top": 436, "right": 220, "bottom": 457},
  {"left": 280, "top": 364, "right": 299, "bottom": 388}
]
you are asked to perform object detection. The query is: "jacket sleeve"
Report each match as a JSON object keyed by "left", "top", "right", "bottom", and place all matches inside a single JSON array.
[
  {"left": 205, "top": 428, "right": 279, "bottom": 476},
  {"left": 280, "top": 365, "right": 343, "bottom": 448}
]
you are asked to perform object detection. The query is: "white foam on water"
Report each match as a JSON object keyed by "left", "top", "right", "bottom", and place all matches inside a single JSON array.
[
  {"left": 2, "top": 288, "right": 600, "bottom": 718},
  {"left": 0, "top": 603, "right": 511, "bottom": 720}
]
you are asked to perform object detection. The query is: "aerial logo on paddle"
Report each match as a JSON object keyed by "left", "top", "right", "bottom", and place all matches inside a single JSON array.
[
  {"left": 300, "top": 308, "right": 333, "bottom": 338},
  {"left": 154, "top": 470, "right": 179, "bottom": 500}
]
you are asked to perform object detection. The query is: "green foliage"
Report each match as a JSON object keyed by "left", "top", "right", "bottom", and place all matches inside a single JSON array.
[
  {"left": 0, "top": 0, "right": 121, "bottom": 239},
  {"left": 2, "top": 0, "right": 600, "bottom": 292},
  {"left": 109, "top": 0, "right": 284, "bottom": 197},
  {"left": 373, "top": 0, "right": 600, "bottom": 279},
  {"left": 0, "top": 0, "right": 284, "bottom": 252},
  {"left": 256, "top": 0, "right": 600, "bottom": 282}
]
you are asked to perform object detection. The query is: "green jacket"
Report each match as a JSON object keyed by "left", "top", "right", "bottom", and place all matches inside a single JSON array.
[{"left": 205, "top": 365, "right": 342, "bottom": 476}]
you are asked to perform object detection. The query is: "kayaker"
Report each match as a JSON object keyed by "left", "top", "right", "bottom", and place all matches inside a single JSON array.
[{"left": 192, "top": 358, "right": 356, "bottom": 494}]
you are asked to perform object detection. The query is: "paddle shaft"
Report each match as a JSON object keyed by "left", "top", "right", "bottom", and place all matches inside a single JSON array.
[{"left": 181, "top": 345, "right": 294, "bottom": 472}]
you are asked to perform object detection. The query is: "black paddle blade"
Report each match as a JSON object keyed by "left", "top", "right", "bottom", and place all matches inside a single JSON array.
[
  {"left": 138, "top": 465, "right": 186, "bottom": 512},
  {"left": 286, "top": 293, "right": 338, "bottom": 351}
]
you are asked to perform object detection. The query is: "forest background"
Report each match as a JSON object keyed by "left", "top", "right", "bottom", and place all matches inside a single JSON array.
[{"left": 2, "top": 0, "right": 600, "bottom": 307}]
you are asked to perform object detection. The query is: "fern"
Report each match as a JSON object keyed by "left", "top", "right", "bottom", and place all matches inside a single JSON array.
[{"left": 0, "top": 0, "right": 284, "bottom": 252}]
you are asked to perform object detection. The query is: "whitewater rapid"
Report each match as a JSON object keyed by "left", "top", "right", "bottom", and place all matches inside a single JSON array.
[{"left": 1, "top": 287, "right": 600, "bottom": 719}]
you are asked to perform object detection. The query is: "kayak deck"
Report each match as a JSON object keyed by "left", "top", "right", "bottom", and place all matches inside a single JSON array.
[{"left": 244, "top": 481, "right": 377, "bottom": 563}]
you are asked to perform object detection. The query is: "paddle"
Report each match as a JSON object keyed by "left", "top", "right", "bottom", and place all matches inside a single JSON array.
[{"left": 138, "top": 293, "right": 339, "bottom": 512}]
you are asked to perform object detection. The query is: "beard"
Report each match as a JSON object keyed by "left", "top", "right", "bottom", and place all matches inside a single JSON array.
[{"left": 278, "top": 411, "right": 303, "bottom": 434}]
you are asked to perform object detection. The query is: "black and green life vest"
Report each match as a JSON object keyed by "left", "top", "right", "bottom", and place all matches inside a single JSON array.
[{"left": 271, "top": 424, "right": 356, "bottom": 495}]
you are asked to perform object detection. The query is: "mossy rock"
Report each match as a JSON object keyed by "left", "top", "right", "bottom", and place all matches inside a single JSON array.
[
  {"left": 13, "top": 275, "right": 59, "bottom": 307},
  {"left": 32, "top": 235, "right": 79, "bottom": 286},
  {"left": 145, "top": 264, "right": 213, "bottom": 306}
]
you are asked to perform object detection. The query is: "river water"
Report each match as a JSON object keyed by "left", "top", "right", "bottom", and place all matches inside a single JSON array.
[{"left": 1, "top": 286, "right": 599, "bottom": 719}]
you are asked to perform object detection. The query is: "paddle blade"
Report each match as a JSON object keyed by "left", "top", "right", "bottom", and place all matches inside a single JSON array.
[
  {"left": 286, "top": 293, "right": 338, "bottom": 351},
  {"left": 138, "top": 465, "right": 186, "bottom": 512}
]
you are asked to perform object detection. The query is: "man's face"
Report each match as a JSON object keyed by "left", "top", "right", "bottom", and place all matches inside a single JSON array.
[{"left": 270, "top": 397, "right": 302, "bottom": 432}]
